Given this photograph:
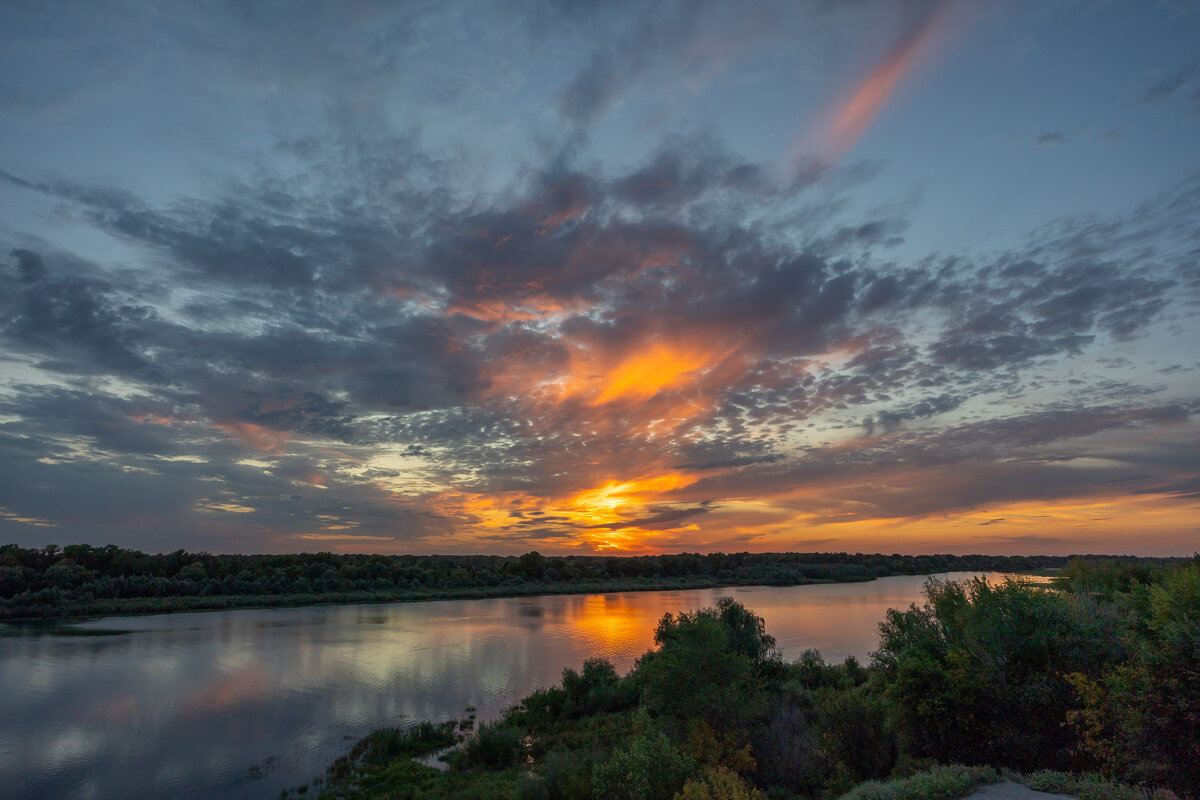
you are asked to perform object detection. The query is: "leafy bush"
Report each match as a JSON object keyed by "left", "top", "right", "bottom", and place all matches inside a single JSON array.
[
  {"left": 464, "top": 721, "right": 524, "bottom": 768},
  {"left": 838, "top": 764, "right": 999, "bottom": 800},
  {"left": 537, "top": 749, "right": 595, "bottom": 800},
  {"left": 873, "top": 576, "right": 1119, "bottom": 770},
  {"left": 676, "top": 766, "right": 765, "bottom": 800},
  {"left": 752, "top": 697, "right": 828, "bottom": 796},
  {"left": 1069, "top": 562, "right": 1200, "bottom": 796},
  {"left": 561, "top": 657, "right": 635, "bottom": 714},
  {"left": 591, "top": 715, "right": 695, "bottom": 800},
  {"left": 635, "top": 598, "right": 775, "bottom": 731},
  {"left": 1024, "top": 770, "right": 1179, "bottom": 800}
]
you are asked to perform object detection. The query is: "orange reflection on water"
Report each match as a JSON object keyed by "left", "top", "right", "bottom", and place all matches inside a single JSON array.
[
  {"left": 567, "top": 593, "right": 655, "bottom": 652},
  {"left": 177, "top": 666, "right": 266, "bottom": 717}
]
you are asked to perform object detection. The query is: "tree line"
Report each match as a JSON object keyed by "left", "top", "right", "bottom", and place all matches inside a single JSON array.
[{"left": 0, "top": 543, "right": 1082, "bottom": 620}]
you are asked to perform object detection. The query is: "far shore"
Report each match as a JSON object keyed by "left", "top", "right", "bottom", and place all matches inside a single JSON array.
[
  {"left": 1, "top": 544, "right": 1091, "bottom": 625},
  {"left": 1, "top": 568, "right": 1064, "bottom": 627},
  {"left": 3, "top": 573, "right": 864, "bottom": 625}
]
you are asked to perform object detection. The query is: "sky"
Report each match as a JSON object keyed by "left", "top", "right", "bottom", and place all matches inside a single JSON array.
[{"left": 1, "top": 0, "right": 1198, "bottom": 557}]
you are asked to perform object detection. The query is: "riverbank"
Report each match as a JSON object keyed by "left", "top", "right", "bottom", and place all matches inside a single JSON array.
[
  {"left": 1, "top": 573, "right": 854, "bottom": 624},
  {"left": 1, "top": 544, "right": 1081, "bottom": 621},
  {"left": 284, "top": 558, "right": 1196, "bottom": 800}
]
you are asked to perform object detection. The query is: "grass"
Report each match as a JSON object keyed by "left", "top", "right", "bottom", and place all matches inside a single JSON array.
[
  {"left": 281, "top": 721, "right": 463, "bottom": 799},
  {"left": 838, "top": 764, "right": 1001, "bottom": 800},
  {"left": 1022, "top": 770, "right": 1180, "bottom": 800}
]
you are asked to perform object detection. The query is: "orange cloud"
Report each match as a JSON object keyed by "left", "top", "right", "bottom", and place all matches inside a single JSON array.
[
  {"left": 536, "top": 204, "right": 589, "bottom": 235},
  {"left": 430, "top": 470, "right": 706, "bottom": 553},
  {"left": 295, "top": 533, "right": 396, "bottom": 541},
  {"left": 543, "top": 335, "right": 745, "bottom": 411},
  {"left": 569, "top": 472, "right": 697, "bottom": 514},
  {"left": 446, "top": 295, "right": 590, "bottom": 323},
  {"left": 590, "top": 342, "right": 726, "bottom": 405},
  {"left": 794, "top": 2, "right": 957, "bottom": 168},
  {"left": 215, "top": 420, "right": 291, "bottom": 454}
]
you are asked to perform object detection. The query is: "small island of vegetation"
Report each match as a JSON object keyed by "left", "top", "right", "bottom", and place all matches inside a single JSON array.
[{"left": 283, "top": 557, "right": 1198, "bottom": 800}]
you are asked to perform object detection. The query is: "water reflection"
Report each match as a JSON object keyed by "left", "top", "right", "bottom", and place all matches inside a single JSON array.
[{"left": 0, "top": 572, "right": 1029, "bottom": 799}]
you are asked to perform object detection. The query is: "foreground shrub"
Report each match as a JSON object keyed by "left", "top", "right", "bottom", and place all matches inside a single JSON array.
[
  {"left": 561, "top": 657, "right": 636, "bottom": 714},
  {"left": 838, "top": 764, "right": 999, "bottom": 800},
  {"left": 676, "top": 766, "right": 765, "bottom": 800},
  {"left": 592, "top": 715, "right": 695, "bottom": 800},
  {"left": 873, "top": 577, "right": 1119, "bottom": 770},
  {"left": 636, "top": 598, "right": 776, "bottom": 732},
  {"left": 1024, "top": 770, "right": 1180, "bottom": 800},
  {"left": 537, "top": 749, "right": 596, "bottom": 800},
  {"left": 464, "top": 721, "right": 524, "bottom": 768},
  {"left": 1068, "top": 562, "right": 1200, "bottom": 796}
]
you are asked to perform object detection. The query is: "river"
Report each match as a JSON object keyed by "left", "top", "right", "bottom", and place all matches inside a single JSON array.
[{"left": 0, "top": 572, "right": 1023, "bottom": 799}]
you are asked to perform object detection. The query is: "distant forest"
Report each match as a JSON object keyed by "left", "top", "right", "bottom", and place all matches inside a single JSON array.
[{"left": 0, "top": 543, "right": 1156, "bottom": 621}]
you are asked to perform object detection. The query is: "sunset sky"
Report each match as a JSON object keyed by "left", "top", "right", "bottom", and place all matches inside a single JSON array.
[{"left": 1, "top": 1, "right": 1198, "bottom": 556}]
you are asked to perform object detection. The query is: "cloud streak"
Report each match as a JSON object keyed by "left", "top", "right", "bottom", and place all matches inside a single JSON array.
[{"left": 792, "top": 1, "right": 958, "bottom": 169}]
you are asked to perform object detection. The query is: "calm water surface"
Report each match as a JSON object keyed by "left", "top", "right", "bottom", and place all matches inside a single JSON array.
[{"left": 1, "top": 572, "right": 1017, "bottom": 799}]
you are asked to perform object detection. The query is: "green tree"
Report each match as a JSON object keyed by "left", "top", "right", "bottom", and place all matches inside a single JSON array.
[
  {"left": 873, "top": 576, "right": 1114, "bottom": 770},
  {"left": 636, "top": 599, "right": 773, "bottom": 731},
  {"left": 1075, "top": 561, "right": 1200, "bottom": 796},
  {"left": 517, "top": 551, "right": 547, "bottom": 581},
  {"left": 592, "top": 714, "right": 695, "bottom": 800}
]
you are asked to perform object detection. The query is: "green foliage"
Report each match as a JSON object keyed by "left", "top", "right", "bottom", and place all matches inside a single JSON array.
[
  {"left": 464, "top": 721, "right": 525, "bottom": 768},
  {"left": 517, "top": 551, "right": 548, "bottom": 580},
  {"left": 837, "top": 764, "right": 999, "bottom": 800},
  {"left": 811, "top": 683, "right": 896, "bottom": 787},
  {"left": 681, "top": 719, "right": 756, "bottom": 774},
  {"left": 294, "top": 722, "right": 464, "bottom": 799},
  {"left": 1023, "top": 770, "right": 1180, "bottom": 800},
  {"left": 751, "top": 652, "right": 894, "bottom": 797},
  {"left": 560, "top": 657, "right": 636, "bottom": 714},
  {"left": 350, "top": 722, "right": 458, "bottom": 767},
  {"left": 534, "top": 750, "right": 596, "bottom": 800},
  {"left": 1057, "top": 557, "right": 1172, "bottom": 597},
  {"left": 1068, "top": 561, "right": 1200, "bottom": 797},
  {"left": 591, "top": 714, "right": 696, "bottom": 800},
  {"left": 306, "top": 754, "right": 519, "bottom": 800},
  {"left": 873, "top": 576, "right": 1119, "bottom": 771},
  {"left": 676, "top": 766, "right": 766, "bottom": 800},
  {"left": 635, "top": 598, "right": 775, "bottom": 731},
  {"left": 0, "top": 542, "right": 1074, "bottom": 621},
  {"left": 714, "top": 596, "right": 779, "bottom": 665},
  {"left": 273, "top": 557, "right": 1197, "bottom": 800}
]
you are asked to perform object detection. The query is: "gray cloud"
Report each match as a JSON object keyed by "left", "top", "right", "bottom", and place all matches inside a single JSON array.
[
  {"left": 0, "top": 121, "right": 1197, "bottom": 550},
  {"left": 1140, "top": 63, "right": 1196, "bottom": 104}
]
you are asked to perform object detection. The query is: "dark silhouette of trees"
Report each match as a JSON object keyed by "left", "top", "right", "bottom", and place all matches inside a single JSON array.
[{"left": 0, "top": 541, "right": 1101, "bottom": 621}]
